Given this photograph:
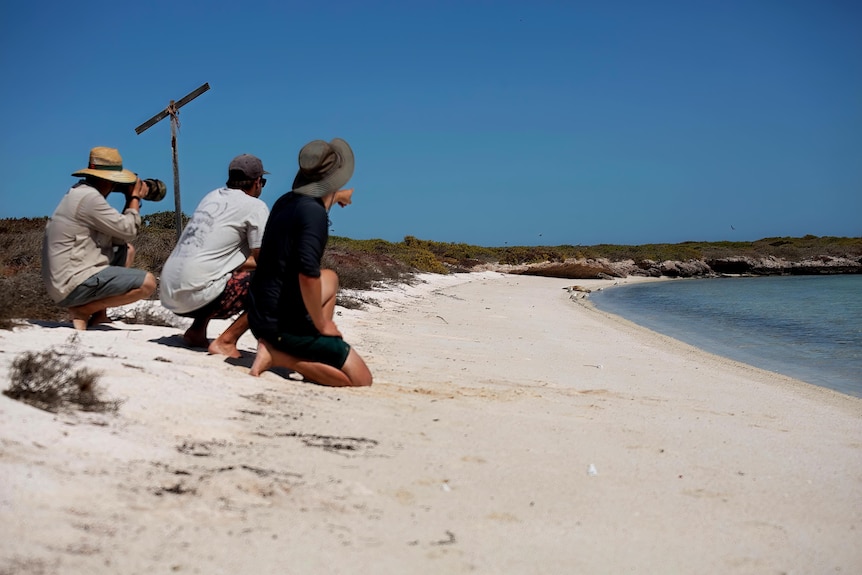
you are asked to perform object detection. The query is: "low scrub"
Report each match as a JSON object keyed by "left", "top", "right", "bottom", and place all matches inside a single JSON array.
[
  {"left": 1, "top": 216, "right": 859, "bottom": 322},
  {"left": 4, "top": 335, "right": 121, "bottom": 413}
]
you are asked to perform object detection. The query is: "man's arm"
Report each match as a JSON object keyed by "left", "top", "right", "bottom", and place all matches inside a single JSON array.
[
  {"left": 237, "top": 248, "right": 260, "bottom": 271},
  {"left": 78, "top": 188, "right": 142, "bottom": 242},
  {"left": 332, "top": 188, "right": 353, "bottom": 208},
  {"left": 299, "top": 273, "right": 341, "bottom": 337},
  {"left": 244, "top": 202, "right": 269, "bottom": 269}
]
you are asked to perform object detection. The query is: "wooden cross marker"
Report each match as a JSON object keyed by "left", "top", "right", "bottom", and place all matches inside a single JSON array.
[{"left": 135, "top": 82, "right": 210, "bottom": 239}]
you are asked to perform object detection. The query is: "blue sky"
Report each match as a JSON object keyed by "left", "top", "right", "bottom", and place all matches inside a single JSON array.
[{"left": 1, "top": 0, "right": 859, "bottom": 247}]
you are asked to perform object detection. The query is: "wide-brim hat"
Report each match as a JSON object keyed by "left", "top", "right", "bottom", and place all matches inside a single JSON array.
[
  {"left": 292, "top": 138, "right": 354, "bottom": 198},
  {"left": 72, "top": 147, "right": 137, "bottom": 184}
]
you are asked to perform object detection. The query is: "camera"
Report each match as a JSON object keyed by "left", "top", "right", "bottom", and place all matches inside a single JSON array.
[
  {"left": 114, "top": 178, "right": 166, "bottom": 202},
  {"left": 141, "top": 178, "right": 166, "bottom": 202}
]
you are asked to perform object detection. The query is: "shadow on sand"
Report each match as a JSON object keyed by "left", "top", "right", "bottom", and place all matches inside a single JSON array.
[
  {"left": 148, "top": 334, "right": 203, "bottom": 350},
  {"left": 27, "top": 319, "right": 136, "bottom": 332},
  {"left": 223, "top": 354, "right": 300, "bottom": 381}
]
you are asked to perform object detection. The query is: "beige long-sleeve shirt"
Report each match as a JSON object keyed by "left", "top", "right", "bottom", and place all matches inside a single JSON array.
[{"left": 41, "top": 182, "right": 141, "bottom": 302}]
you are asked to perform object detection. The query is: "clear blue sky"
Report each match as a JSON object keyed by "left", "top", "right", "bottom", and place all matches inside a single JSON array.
[{"left": 1, "top": 0, "right": 859, "bottom": 247}]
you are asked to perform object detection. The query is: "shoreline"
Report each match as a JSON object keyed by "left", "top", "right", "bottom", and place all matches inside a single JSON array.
[
  {"left": 576, "top": 273, "right": 861, "bottom": 399},
  {"left": 538, "top": 273, "right": 855, "bottom": 401},
  {"left": 2, "top": 271, "right": 861, "bottom": 573}
]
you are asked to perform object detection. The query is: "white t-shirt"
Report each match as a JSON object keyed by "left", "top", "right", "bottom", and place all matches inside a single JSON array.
[{"left": 159, "top": 187, "right": 269, "bottom": 314}]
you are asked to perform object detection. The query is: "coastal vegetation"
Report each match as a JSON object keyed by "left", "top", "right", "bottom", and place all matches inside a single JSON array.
[
  {"left": 1, "top": 213, "right": 860, "bottom": 325},
  {"left": 3, "top": 333, "right": 120, "bottom": 413}
]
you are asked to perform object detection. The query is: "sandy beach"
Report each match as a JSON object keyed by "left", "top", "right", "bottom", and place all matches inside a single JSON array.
[{"left": 1, "top": 271, "right": 860, "bottom": 574}]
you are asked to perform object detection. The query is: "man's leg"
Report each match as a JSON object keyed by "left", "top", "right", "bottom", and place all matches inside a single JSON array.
[
  {"left": 183, "top": 317, "right": 211, "bottom": 349},
  {"left": 208, "top": 312, "right": 249, "bottom": 359},
  {"left": 124, "top": 243, "right": 136, "bottom": 267},
  {"left": 68, "top": 272, "right": 157, "bottom": 330},
  {"left": 250, "top": 269, "right": 371, "bottom": 385},
  {"left": 341, "top": 348, "right": 372, "bottom": 387},
  {"left": 204, "top": 271, "right": 254, "bottom": 357},
  {"left": 88, "top": 243, "right": 137, "bottom": 326},
  {"left": 250, "top": 339, "right": 371, "bottom": 387},
  {"left": 320, "top": 269, "right": 339, "bottom": 322}
]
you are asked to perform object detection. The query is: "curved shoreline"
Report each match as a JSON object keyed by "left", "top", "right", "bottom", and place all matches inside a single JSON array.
[{"left": 577, "top": 274, "right": 861, "bottom": 398}]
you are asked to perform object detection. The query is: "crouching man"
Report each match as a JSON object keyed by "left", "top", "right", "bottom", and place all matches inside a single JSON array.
[
  {"left": 159, "top": 154, "right": 270, "bottom": 358},
  {"left": 42, "top": 147, "right": 157, "bottom": 330}
]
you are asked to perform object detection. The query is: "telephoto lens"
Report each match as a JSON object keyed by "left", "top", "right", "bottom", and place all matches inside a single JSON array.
[{"left": 143, "top": 179, "right": 166, "bottom": 202}]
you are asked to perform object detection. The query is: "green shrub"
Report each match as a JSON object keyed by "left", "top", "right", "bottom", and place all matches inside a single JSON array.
[
  {"left": 136, "top": 228, "right": 179, "bottom": 275},
  {"left": 142, "top": 210, "right": 190, "bottom": 230},
  {"left": 1, "top": 217, "right": 859, "bottom": 323}
]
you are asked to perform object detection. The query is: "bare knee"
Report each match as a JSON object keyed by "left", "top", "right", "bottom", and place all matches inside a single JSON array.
[
  {"left": 351, "top": 371, "right": 372, "bottom": 387},
  {"left": 344, "top": 350, "right": 372, "bottom": 387}
]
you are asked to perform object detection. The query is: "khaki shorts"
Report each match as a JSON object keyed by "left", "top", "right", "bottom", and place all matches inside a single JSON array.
[{"left": 59, "top": 266, "right": 147, "bottom": 307}]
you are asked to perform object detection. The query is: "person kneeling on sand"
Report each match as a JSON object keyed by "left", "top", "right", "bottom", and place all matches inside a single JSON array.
[
  {"left": 42, "top": 147, "right": 157, "bottom": 330},
  {"left": 159, "top": 154, "right": 271, "bottom": 358},
  {"left": 247, "top": 138, "right": 372, "bottom": 387}
]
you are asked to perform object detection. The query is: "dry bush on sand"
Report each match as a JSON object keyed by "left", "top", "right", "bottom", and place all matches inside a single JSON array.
[
  {"left": 514, "top": 261, "right": 619, "bottom": 280},
  {"left": 0, "top": 270, "right": 67, "bottom": 326},
  {"left": 3, "top": 334, "right": 121, "bottom": 414}
]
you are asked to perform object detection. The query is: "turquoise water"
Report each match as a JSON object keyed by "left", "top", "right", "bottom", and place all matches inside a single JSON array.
[{"left": 590, "top": 275, "right": 862, "bottom": 398}]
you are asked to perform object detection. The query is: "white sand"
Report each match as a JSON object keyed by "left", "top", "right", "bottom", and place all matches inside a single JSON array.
[{"left": 1, "top": 271, "right": 860, "bottom": 574}]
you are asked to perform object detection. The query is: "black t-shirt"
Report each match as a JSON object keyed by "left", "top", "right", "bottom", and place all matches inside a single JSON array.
[{"left": 248, "top": 192, "right": 328, "bottom": 336}]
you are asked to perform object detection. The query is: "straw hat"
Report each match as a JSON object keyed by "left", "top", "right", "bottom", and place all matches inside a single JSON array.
[
  {"left": 71, "top": 147, "right": 137, "bottom": 183},
  {"left": 291, "top": 138, "right": 354, "bottom": 198}
]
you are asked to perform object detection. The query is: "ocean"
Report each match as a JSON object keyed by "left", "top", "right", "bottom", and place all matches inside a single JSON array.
[{"left": 589, "top": 274, "right": 862, "bottom": 398}]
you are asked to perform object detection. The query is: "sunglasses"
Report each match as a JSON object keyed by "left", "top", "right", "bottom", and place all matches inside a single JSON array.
[{"left": 259, "top": 177, "right": 267, "bottom": 188}]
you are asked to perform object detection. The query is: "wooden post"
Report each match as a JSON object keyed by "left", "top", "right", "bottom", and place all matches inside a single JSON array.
[
  {"left": 135, "top": 83, "right": 210, "bottom": 241},
  {"left": 169, "top": 102, "right": 182, "bottom": 239}
]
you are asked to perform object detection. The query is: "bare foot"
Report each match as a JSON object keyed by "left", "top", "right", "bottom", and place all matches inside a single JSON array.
[
  {"left": 208, "top": 338, "right": 241, "bottom": 359},
  {"left": 250, "top": 340, "right": 273, "bottom": 376},
  {"left": 182, "top": 328, "right": 209, "bottom": 349},
  {"left": 69, "top": 307, "right": 91, "bottom": 331}
]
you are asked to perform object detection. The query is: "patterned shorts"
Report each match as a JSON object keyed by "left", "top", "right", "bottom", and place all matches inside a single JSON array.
[{"left": 180, "top": 270, "right": 252, "bottom": 320}]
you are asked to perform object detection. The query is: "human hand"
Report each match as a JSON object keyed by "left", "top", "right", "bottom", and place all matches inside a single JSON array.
[
  {"left": 335, "top": 188, "right": 354, "bottom": 208},
  {"left": 127, "top": 178, "right": 146, "bottom": 200},
  {"left": 237, "top": 255, "right": 257, "bottom": 271}
]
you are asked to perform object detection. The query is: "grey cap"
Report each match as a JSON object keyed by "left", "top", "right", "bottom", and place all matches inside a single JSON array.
[{"left": 228, "top": 154, "right": 269, "bottom": 180}]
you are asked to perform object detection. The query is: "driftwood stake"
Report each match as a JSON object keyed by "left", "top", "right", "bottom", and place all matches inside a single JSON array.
[{"left": 134, "top": 83, "right": 210, "bottom": 240}]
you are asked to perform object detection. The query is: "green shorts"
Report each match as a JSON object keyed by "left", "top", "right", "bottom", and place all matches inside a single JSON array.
[
  {"left": 266, "top": 331, "right": 351, "bottom": 369},
  {"left": 58, "top": 266, "right": 148, "bottom": 307}
]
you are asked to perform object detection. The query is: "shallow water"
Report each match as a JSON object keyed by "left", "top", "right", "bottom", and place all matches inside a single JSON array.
[{"left": 590, "top": 275, "right": 862, "bottom": 398}]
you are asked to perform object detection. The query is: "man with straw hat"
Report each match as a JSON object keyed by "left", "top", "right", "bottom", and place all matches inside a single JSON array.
[
  {"left": 42, "top": 146, "right": 157, "bottom": 330},
  {"left": 248, "top": 138, "right": 372, "bottom": 387}
]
